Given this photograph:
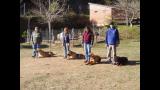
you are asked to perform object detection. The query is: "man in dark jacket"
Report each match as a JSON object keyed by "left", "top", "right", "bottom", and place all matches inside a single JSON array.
[
  {"left": 62, "top": 27, "right": 71, "bottom": 59},
  {"left": 105, "top": 24, "right": 120, "bottom": 65},
  {"left": 31, "top": 27, "right": 42, "bottom": 57}
]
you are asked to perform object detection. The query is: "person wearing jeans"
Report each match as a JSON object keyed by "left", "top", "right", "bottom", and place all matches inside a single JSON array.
[
  {"left": 83, "top": 43, "right": 91, "bottom": 62},
  {"left": 32, "top": 44, "right": 40, "bottom": 57},
  {"left": 62, "top": 27, "right": 70, "bottom": 59},
  {"left": 105, "top": 23, "right": 120, "bottom": 65},
  {"left": 31, "top": 27, "right": 42, "bottom": 57},
  {"left": 82, "top": 26, "right": 94, "bottom": 65}
]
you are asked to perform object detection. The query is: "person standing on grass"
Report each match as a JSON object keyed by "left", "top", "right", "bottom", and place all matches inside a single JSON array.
[
  {"left": 105, "top": 23, "right": 120, "bottom": 65},
  {"left": 31, "top": 27, "right": 42, "bottom": 57},
  {"left": 82, "top": 26, "right": 94, "bottom": 65},
  {"left": 62, "top": 27, "right": 71, "bottom": 59}
]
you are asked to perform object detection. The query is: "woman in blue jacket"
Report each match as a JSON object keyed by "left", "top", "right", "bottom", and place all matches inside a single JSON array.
[{"left": 105, "top": 23, "right": 120, "bottom": 65}]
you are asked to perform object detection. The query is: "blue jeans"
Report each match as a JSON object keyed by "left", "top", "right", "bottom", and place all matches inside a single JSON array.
[
  {"left": 83, "top": 43, "right": 91, "bottom": 62},
  {"left": 32, "top": 44, "right": 40, "bottom": 57},
  {"left": 63, "top": 43, "right": 70, "bottom": 58}
]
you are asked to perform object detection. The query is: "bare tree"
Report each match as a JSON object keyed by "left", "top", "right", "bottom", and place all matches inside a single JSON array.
[
  {"left": 114, "top": 0, "right": 130, "bottom": 26},
  {"left": 128, "top": 0, "right": 140, "bottom": 27},
  {"left": 104, "top": 0, "right": 116, "bottom": 5},
  {"left": 32, "top": 0, "right": 67, "bottom": 53},
  {"left": 22, "top": 11, "right": 36, "bottom": 44},
  {"left": 114, "top": 0, "right": 140, "bottom": 27}
]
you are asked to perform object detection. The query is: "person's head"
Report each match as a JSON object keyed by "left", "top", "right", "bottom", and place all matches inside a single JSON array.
[
  {"left": 110, "top": 24, "right": 113, "bottom": 28},
  {"left": 109, "top": 22, "right": 116, "bottom": 28},
  {"left": 35, "top": 27, "right": 38, "bottom": 32},
  {"left": 64, "top": 27, "right": 69, "bottom": 34},
  {"left": 84, "top": 26, "right": 92, "bottom": 32}
]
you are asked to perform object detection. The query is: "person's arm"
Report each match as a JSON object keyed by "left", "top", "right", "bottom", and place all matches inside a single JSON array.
[
  {"left": 81, "top": 32, "right": 84, "bottom": 45},
  {"left": 91, "top": 32, "right": 94, "bottom": 45},
  {"left": 116, "top": 29, "right": 120, "bottom": 45},
  {"left": 105, "top": 30, "right": 108, "bottom": 47},
  {"left": 68, "top": 34, "right": 70, "bottom": 47},
  {"left": 61, "top": 32, "right": 64, "bottom": 46},
  {"left": 69, "top": 33, "right": 71, "bottom": 40},
  {"left": 40, "top": 32, "right": 42, "bottom": 44}
]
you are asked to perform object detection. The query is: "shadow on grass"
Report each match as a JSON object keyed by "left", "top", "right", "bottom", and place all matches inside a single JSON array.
[
  {"left": 73, "top": 44, "right": 82, "bottom": 48},
  {"left": 96, "top": 40, "right": 105, "bottom": 43},
  {"left": 66, "top": 58, "right": 84, "bottom": 60},
  {"left": 127, "top": 60, "right": 140, "bottom": 65},
  {"left": 21, "top": 44, "right": 49, "bottom": 49},
  {"left": 98, "top": 59, "right": 140, "bottom": 66},
  {"left": 38, "top": 56, "right": 58, "bottom": 58}
]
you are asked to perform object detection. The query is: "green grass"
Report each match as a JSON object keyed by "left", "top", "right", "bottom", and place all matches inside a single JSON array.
[
  {"left": 99, "top": 25, "right": 140, "bottom": 40},
  {"left": 20, "top": 39, "right": 140, "bottom": 90},
  {"left": 21, "top": 39, "right": 139, "bottom": 60}
]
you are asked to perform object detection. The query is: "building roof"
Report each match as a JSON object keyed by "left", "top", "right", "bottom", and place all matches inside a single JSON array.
[{"left": 88, "top": 3, "right": 115, "bottom": 9}]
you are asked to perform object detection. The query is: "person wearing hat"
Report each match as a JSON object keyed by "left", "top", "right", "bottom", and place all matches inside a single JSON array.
[{"left": 31, "top": 27, "right": 42, "bottom": 57}]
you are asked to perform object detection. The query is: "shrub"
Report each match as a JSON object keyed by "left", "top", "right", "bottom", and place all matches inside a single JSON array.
[{"left": 21, "top": 31, "right": 27, "bottom": 38}]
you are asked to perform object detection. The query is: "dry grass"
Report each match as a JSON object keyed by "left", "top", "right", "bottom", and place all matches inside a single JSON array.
[{"left": 20, "top": 39, "right": 140, "bottom": 90}]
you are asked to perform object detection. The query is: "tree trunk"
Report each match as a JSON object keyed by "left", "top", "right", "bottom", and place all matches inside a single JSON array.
[
  {"left": 129, "top": 11, "right": 135, "bottom": 27},
  {"left": 27, "top": 18, "right": 31, "bottom": 44},
  {"left": 125, "top": 10, "right": 129, "bottom": 26},
  {"left": 39, "top": 0, "right": 41, "bottom": 14},
  {"left": 49, "top": 0, "right": 50, "bottom": 8},
  {"left": 48, "top": 21, "right": 52, "bottom": 53},
  {"left": 129, "top": 21, "right": 133, "bottom": 27}
]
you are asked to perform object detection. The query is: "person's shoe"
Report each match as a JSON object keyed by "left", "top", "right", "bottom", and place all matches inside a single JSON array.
[
  {"left": 84, "top": 60, "right": 87, "bottom": 63},
  {"left": 63, "top": 57, "right": 67, "bottom": 59},
  {"left": 85, "top": 62, "right": 90, "bottom": 65},
  {"left": 106, "top": 57, "right": 111, "bottom": 61},
  {"left": 112, "top": 62, "right": 117, "bottom": 65},
  {"left": 106, "top": 60, "right": 111, "bottom": 64},
  {"left": 32, "top": 56, "right": 35, "bottom": 58}
]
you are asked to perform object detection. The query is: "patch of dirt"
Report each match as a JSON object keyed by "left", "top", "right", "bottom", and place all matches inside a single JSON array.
[{"left": 20, "top": 49, "right": 140, "bottom": 90}]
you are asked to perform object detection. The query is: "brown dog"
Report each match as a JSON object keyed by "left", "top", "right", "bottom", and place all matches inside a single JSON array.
[
  {"left": 115, "top": 56, "right": 128, "bottom": 66},
  {"left": 90, "top": 53, "right": 101, "bottom": 64},
  {"left": 67, "top": 50, "right": 85, "bottom": 59},
  {"left": 37, "top": 49, "right": 55, "bottom": 58}
]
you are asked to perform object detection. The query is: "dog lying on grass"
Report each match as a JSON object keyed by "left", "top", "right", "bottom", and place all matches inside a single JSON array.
[
  {"left": 37, "top": 49, "right": 55, "bottom": 58},
  {"left": 67, "top": 50, "right": 85, "bottom": 59},
  {"left": 115, "top": 56, "right": 128, "bottom": 66},
  {"left": 90, "top": 53, "right": 101, "bottom": 65}
]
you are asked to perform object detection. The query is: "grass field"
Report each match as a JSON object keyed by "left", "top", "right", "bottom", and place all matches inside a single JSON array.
[{"left": 20, "top": 39, "right": 140, "bottom": 90}]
